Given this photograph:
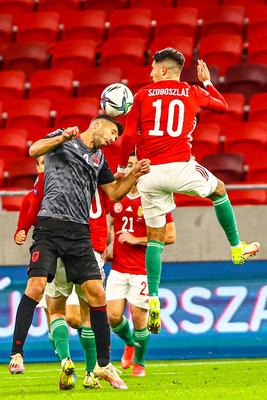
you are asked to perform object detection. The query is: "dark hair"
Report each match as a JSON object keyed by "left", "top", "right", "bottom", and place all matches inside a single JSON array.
[
  {"left": 153, "top": 47, "right": 185, "bottom": 69},
  {"left": 130, "top": 150, "right": 136, "bottom": 157},
  {"left": 92, "top": 114, "right": 124, "bottom": 136}
]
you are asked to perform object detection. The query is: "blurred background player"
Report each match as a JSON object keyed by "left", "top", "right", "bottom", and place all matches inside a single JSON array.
[
  {"left": 106, "top": 153, "right": 176, "bottom": 376},
  {"left": 118, "top": 48, "right": 260, "bottom": 334}
]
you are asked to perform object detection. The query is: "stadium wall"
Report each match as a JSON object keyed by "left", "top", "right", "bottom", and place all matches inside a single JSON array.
[{"left": 0, "top": 205, "right": 266, "bottom": 264}]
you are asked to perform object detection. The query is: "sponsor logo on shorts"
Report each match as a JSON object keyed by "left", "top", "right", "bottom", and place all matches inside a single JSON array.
[{"left": 31, "top": 251, "right": 40, "bottom": 263}]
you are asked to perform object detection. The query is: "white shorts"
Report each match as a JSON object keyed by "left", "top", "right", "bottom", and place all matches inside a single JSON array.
[
  {"left": 37, "top": 293, "right": 47, "bottom": 308},
  {"left": 45, "top": 251, "right": 105, "bottom": 303},
  {"left": 137, "top": 159, "right": 218, "bottom": 221},
  {"left": 106, "top": 270, "right": 149, "bottom": 310}
]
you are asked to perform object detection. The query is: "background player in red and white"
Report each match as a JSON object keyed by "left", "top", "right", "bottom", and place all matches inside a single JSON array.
[
  {"left": 118, "top": 48, "right": 260, "bottom": 334},
  {"left": 106, "top": 153, "right": 176, "bottom": 376}
]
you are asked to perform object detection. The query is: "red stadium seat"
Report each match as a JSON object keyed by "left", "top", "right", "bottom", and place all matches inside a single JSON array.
[
  {"left": 176, "top": 0, "right": 221, "bottom": 18},
  {"left": 0, "top": 129, "right": 28, "bottom": 169},
  {"left": 78, "top": 67, "right": 122, "bottom": 98},
  {"left": 84, "top": 0, "right": 126, "bottom": 16},
  {"left": 61, "top": 10, "right": 106, "bottom": 45},
  {"left": 0, "top": 159, "right": 4, "bottom": 187},
  {"left": 224, "top": 0, "right": 264, "bottom": 5},
  {"left": 109, "top": 9, "right": 152, "bottom": 42},
  {"left": 38, "top": 0, "right": 80, "bottom": 12},
  {"left": 1, "top": 42, "right": 49, "bottom": 79},
  {"left": 228, "top": 188, "right": 267, "bottom": 205},
  {"left": 246, "top": 5, "right": 267, "bottom": 39},
  {"left": 246, "top": 155, "right": 267, "bottom": 183},
  {"left": 50, "top": 40, "right": 97, "bottom": 80},
  {"left": 1, "top": 193, "right": 25, "bottom": 211},
  {"left": 191, "top": 123, "right": 221, "bottom": 162},
  {"left": 7, "top": 157, "right": 37, "bottom": 189},
  {"left": 248, "top": 35, "right": 267, "bottom": 66},
  {"left": 200, "top": 93, "right": 245, "bottom": 130},
  {"left": 249, "top": 93, "right": 267, "bottom": 122},
  {"left": 202, "top": 6, "right": 245, "bottom": 36},
  {"left": 29, "top": 69, "right": 74, "bottom": 109},
  {"left": 149, "top": 36, "right": 194, "bottom": 66},
  {"left": 5, "top": 99, "right": 51, "bottom": 141},
  {"left": 122, "top": 66, "right": 151, "bottom": 93},
  {"left": 223, "top": 64, "right": 267, "bottom": 103},
  {"left": 202, "top": 153, "right": 245, "bottom": 183},
  {"left": 131, "top": 0, "right": 173, "bottom": 7},
  {"left": 54, "top": 97, "right": 99, "bottom": 132},
  {"left": 15, "top": 12, "right": 60, "bottom": 44},
  {"left": 0, "top": 14, "right": 13, "bottom": 46},
  {"left": 0, "top": 71, "right": 26, "bottom": 105},
  {"left": 100, "top": 38, "right": 146, "bottom": 73},
  {"left": 223, "top": 122, "right": 267, "bottom": 156},
  {"left": 174, "top": 193, "right": 212, "bottom": 207},
  {"left": 0, "top": 0, "right": 35, "bottom": 13},
  {"left": 153, "top": 7, "right": 198, "bottom": 40},
  {"left": 198, "top": 34, "right": 243, "bottom": 76},
  {"left": 181, "top": 65, "right": 219, "bottom": 87}
]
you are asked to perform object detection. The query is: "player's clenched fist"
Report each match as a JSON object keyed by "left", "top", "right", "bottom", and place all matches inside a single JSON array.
[
  {"left": 133, "top": 159, "right": 151, "bottom": 177},
  {"left": 61, "top": 126, "right": 79, "bottom": 142}
]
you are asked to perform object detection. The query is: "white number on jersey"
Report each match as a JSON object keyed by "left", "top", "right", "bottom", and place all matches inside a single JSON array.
[
  {"left": 90, "top": 188, "right": 102, "bottom": 219},
  {"left": 149, "top": 98, "right": 185, "bottom": 137},
  {"left": 121, "top": 216, "right": 134, "bottom": 232}
]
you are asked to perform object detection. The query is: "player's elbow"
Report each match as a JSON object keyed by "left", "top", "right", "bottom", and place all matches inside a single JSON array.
[{"left": 29, "top": 143, "right": 39, "bottom": 158}]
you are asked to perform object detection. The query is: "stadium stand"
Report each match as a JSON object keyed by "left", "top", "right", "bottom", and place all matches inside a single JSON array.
[
  {"left": 1, "top": 191, "right": 25, "bottom": 210},
  {"left": 38, "top": 0, "right": 80, "bottom": 12},
  {"left": 0, "top": 0, "right": 35, "bottom": 14},
  {"left": 191, "top": 123, "right": 222, "bottom": 163},
  {"left": 78, "top": 67, "right": 122, "bottom": 98},
  {"left": 7, "top": 157, "right": 37, "bottom": 189},
  {"left": 202, "top": 153, "right": 245, "bottom": 183},
  {"left": 201, "top": 6, "right": 245, "bottom": 36},
  {"left": 109, "top": 9, "right": 152, "bottom": 42},
  {"left": 122, "top": 66, "right": 151, "bottom": 93},
  {"left": 0, "top": 129, "right": 28, "bottom": 170},
  {"left": 0, "top": 71, "right": 26, "bottom": 105},
  {"left": 149, "top": 36, "right": 194, "bottom": 66},
  {"left": 15, "top": 12, "right": 60, "bottom": 43},
  {"left": 0, "top": 14, "right": 13, "bottom": 46}
]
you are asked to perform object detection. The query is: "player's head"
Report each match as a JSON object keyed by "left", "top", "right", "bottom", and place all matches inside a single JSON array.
[
  {"left": 88, "top": 115, "right": 124, "bottom": 149},
  {"left": 36, "top": 155, "right": 45, "bottom": 173},
  {"left": 125, "top": 151, "right": 138, "bottom": 177},
  {"left": 151, "top": 47, "right": 185, "bottom": 82}
]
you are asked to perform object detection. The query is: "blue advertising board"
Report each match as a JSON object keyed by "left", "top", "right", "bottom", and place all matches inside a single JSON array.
[{"left": 1, "top": 260, "right": 267, "bottom": 363}]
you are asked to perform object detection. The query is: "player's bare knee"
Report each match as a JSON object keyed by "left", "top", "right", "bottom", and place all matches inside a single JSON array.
[
  {"left": 108, "top": 313, "right": 123, "bottom": 327},
  {"left": 208, "top": 179, "right": 226, "bottom": 200},
  {"left": 25, "top": 277, "right": 46, "bottom": 301},
  {"left": 66, "top": 315, "right": 81, "bottom": 329}
]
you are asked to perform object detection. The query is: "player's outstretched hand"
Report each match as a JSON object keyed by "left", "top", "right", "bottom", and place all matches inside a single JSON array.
[
  {"left": 15, "top": 229, "right": 27, "bottom": 245},
  {"left": 197, "top": 59, "right": 211, "bottom": 83},
  {"left": 133, "top": 159, "right": 151, "bottom": 177},
  {"left": 62, "top": 126, "right": 79, "bottom": 142}
]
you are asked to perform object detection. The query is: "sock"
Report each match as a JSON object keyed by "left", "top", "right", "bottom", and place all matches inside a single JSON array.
[
  {"left": 111, "top": 316, "right": 135, "bottom": 347},
  {"left": 213, "top": 193, "right": 240, "bottom": 246},
  {"left": 146, "top": 240, "right": 164, "bottom": 296},
  {"left": 79, "top": 326, "right": 97, "bottom": 373},
  {"left": 90, "top": 305, "right": 110, "bottom": 367},
  {"left": 50, "top": 318, "right": 70, "bottom": 363},
  {"left": 133, "top": 328, "right": 150, "bottom": 367},
  {"left": 11, "top": 294, "right": 38, "bottom": 356}
]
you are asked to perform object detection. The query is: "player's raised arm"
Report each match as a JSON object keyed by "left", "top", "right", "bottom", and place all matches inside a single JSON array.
[
  {"left": 196, "top": 59, "right": 228, "bottom": 113},
  {"left": 29, "top": 126, "right": 79, "bottom": 157}
]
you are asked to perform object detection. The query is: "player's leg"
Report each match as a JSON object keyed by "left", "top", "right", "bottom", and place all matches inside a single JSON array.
[
  {"left": 128, "top": 274, "right": 150, "bottom": 376},
  {"left": 131, "top": 304, "right": 149, "bottom": 377},
  {"left": 207, "top": 179, "right": 260, "bottom": 264}
]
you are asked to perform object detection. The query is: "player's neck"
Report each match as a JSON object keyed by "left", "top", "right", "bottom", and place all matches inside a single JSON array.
[
  {"left": 79, "top": 131, "right": 95, "bottom": 149},
  {"left": 129, "top": 186, "right": 138, "bottom": 196}
]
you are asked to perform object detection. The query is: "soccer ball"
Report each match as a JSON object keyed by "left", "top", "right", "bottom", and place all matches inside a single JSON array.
[{"left": 100, "top": 83, "right": 133, "bottom": 117}]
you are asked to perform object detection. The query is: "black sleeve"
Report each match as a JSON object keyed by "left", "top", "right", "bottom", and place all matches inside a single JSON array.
[
  {"left": 45, "top": 128, "right": 64, "bottom": 139},
  {"left": 98, "top": 159, "right": 115, "bottom": 185}
]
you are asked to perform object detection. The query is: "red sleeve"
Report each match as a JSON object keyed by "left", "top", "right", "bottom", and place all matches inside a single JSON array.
[
  {"left": 23, "top": 172, "right": 44, "bottom": 234},
  {"left": 119, "top": 92, "right": 141, "bottom": 167},
  {"left": 166, "top": 212, "right": 174, "bottom": 223},
  {"left": 14, "top": 191, "right": 34, "bottom": 239},
  {"left": 193, "top": 84, "right": 228, "bottom": 113}
]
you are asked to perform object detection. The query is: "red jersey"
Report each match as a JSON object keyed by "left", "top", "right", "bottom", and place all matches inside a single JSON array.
[
  {"left": 120, "top": 80, "right": 228, "bottom": 166},
  {"left": 14, "top": 172, "right": 109, "bottom": 253},
  {"left": 110, "top": 193, "right": 173, "bottom": 275}
]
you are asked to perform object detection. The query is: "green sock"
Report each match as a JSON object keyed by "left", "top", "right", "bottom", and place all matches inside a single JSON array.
[
  {"left": 50, "top": 318, "right": 70, "bottom": 363},
  {"left": 146, "top": 240, "right": 164, "bottom": 296},
  {"left": 111, "top": 316, "right": 135, "bottom": 346},
  {"left": 213, "top": 193, "right": 240, "bottom": 246},
  {"left": 48, "top": 329, "right": 60, "bottom": 361},
  {"left": 79, "top": 326, "right": 97, "bottom": 373},
  {"left": 133, "top": 328, "right": 150, "bottom": 367}
]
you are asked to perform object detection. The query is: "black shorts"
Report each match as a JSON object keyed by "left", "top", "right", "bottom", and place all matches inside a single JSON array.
[{"left": 28, "top": 217, "right": 101, "bottom": 284}]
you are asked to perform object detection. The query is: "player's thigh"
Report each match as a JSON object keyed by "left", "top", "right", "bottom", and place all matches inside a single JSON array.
[
  {"left": 171, "top": 159, "right": 218, "bottom": 197},
  {"left": 128, "top": 274, "right": 149, "bottom": 310},
  {"left": 45, "top": 258, "right": 74, "bottom": 298},
  {"left": 130, "top": 304, "right": 148, "bottom": 330},
  {"left": 81, "top": 279, "right": 105, "bottom": 307},
  {"left": 106, "top": 270, "right": 130, "bottom": 302}
]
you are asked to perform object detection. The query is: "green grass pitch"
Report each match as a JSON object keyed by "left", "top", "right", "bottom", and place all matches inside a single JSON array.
[{"left": 1, "top": 359, "right": 267, "bottom": 400}]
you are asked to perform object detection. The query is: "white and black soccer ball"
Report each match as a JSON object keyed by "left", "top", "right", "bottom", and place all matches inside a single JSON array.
[{"left": 100, "top": 83, "right": 133, "bottom": 117}]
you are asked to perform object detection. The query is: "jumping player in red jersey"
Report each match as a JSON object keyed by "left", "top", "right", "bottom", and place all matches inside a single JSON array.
[
  {"left": 118, "top": 48, "right": 260, "bottom": 334},
  {"left": 106, "top": 153, "right": 176, "bottom": 376}
]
